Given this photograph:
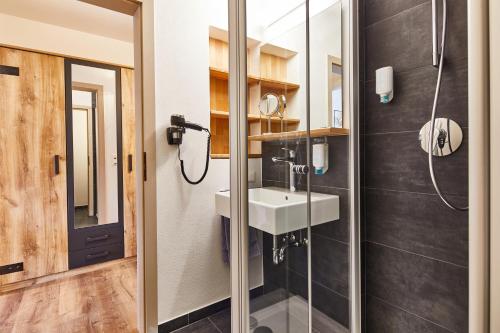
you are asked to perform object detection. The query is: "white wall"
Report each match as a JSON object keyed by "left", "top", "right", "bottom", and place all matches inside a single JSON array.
[
  {"left": 0, "top": 13, "right": 134, "bottom": 67},
  {"left": 269, "top": 3, "right": 342, "bottom": 129},
  {"left": 73, "top": 109, "right": 89, "bottom": 207},
  {"left": 73, "top": 90, "right": 96, "bottom": 215},
  {"left": 72, "top": 65, "right": 119, "bottom": 224},
  {"left": 154, "top": 0, "right": 263, "bottom": 324}
]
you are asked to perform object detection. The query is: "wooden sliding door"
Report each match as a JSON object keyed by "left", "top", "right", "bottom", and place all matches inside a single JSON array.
[
  {"left": 0, "top": 47, "right": 68, "bottom": 285},
  {"left": 121, "top": 67, "right": 137, "bottom": 257}
]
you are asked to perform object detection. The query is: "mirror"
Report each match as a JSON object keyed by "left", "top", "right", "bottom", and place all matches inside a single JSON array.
[
  {"left": 258, "top": 93, "right": 280, "bottom": 116},
  {"left": 259, "top": 93, "right": 287, "bottom": 133},
  {"left": 71, "top": 64, "right": 121, "bottom": 229},
  {"left": 262, "top": 1, "right": 343, "bottom": 130}
]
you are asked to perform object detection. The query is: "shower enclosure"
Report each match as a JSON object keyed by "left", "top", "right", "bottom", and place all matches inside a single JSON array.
[{"left": 224, "top": 0, "right": 361, "bottom": 331}]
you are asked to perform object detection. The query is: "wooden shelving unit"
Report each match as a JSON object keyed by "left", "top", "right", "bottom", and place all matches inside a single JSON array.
[
  {"left": 260, "top": 77, "right": 300, "bottom": 91},
  {"left": 209, "top": 67, "right": 299, "bottom": 90},
  {"left": 209, "top": 37, "right": 304, "bottom": 158},
  {"left": 248, "top": 128, "right": 349, "bottom": 142},
  {"left": 209, "top": 67, "right": 260, "bottom": 84},
  {"left": 210, "top": 110, "right": 300, "bottom": 124}
]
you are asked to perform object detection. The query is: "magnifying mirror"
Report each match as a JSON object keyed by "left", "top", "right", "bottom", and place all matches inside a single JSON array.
[{"left": 259, "top": 93, "right": 281, "bottom": 134}]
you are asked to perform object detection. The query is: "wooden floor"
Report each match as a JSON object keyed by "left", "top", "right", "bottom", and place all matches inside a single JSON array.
[{"left": 0, "top": 258, "right": 137, "bottom": 333}]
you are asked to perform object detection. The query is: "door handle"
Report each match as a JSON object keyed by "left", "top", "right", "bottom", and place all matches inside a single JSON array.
[
  {"left": 54, "top": 155, "right": 60, "bottom": 175},
  {"left": 128, "top": 154, "right": 133, "bottom": 173},
  {"left": 86, "top": 234, "right": 110, "bottom": 243},
  {"left": 85, "top": 251, "right": 110, "bottom": 261}
]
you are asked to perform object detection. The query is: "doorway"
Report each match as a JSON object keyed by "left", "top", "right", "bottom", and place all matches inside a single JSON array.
[{"left": 0, "top": 1, "right": 152, "bottom": 331}]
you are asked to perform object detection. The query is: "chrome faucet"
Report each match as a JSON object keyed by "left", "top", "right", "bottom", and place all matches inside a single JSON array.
[
  {"left": 272, "top": 148, "right": 296, "bottom": 191},
  {"left": 272, "top": 148, "right": 308, "bottom": 192}
]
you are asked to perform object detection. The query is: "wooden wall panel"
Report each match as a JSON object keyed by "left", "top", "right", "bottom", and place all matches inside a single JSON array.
[
  {"left": 0, "top": 47, "right": 68, "bottom": 285},
  {"left": 260, "top": 53, "right": 287, "bottom": 81},
  {"left": 121, "top": 68, "right": 137, "bottom": 258},
  {"left": 210, "top": 77, "right": 229, "bottom": 112},
  {"left": 209, "top": 38, "right": 229, "bottom": 71}
]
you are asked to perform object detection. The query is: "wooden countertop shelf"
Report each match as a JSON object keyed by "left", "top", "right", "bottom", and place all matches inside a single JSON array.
[
  {"left": 248, "top": 127, "right": 349, "bottom": 142},
  {"left": 209, "top": 67, "right": 300, "bottom": 90},
  {"left": 210, "top": 67, "right": 260, "bottom": 84},
  {"left": 259, "top": 77, "right": 300, "bottom": 91},
  {"left": 211, "top": 153, "right": 262, "bottom": 159},
  {"left": 210, "top": 110, "right": 300, "bottom": 124}
]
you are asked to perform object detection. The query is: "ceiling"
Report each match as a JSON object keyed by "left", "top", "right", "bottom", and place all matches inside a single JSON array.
[{"left": 0, "top": 0, "right": 133, "bottom": 43}]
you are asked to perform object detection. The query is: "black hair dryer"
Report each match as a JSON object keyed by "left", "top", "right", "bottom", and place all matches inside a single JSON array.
[{"left": 166, "top": 114, "right": 211, "bottom": 185}]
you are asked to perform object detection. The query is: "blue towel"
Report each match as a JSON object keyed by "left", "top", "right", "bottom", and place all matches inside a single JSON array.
[{"left": 221, "top": 216, "right": 261, "bottom": 264}]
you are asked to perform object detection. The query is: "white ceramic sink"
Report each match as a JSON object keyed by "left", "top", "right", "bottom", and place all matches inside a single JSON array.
[{"left": 215, "top": 187, "right": 340, "bottom": 235}]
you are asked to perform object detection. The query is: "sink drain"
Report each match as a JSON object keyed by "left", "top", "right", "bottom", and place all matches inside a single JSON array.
[{"left": 254, "top": 326, "right": 273, "bottom": 333}]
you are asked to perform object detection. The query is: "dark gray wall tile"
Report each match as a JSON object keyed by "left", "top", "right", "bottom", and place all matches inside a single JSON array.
[
  {"left": 365, "top": 3, "right": 431, "bottom": 81},
  {"left": 364, "top": 131, "right": 468, "bottom": 196},
  {"left": 172, "top": 318, "right": 219, "bottom": 333},
  {"left": 287, "top": 270, "right": 350, "bottom": 329},
  {"left": 311, "top": 187, "right": 350, "bottom": 243},
  {"left": 437, "top": 0, "right": 468, "bottom": 67},
  {"left": 288, "top": 233, "right": 349, "bottom": 297},
  {"left": 365, "top": 188, "right": 468, "bottom": 266},
  {"left": 365, "top": 242, "right": 468, "bottom": 332},
  {"left": 262, "top": 137, "right": 349, "bottom": 190},
  {"left": 366, "top": 296, "right": 454, "bottom": 333},
  {"left": 364, "top": 60, "right": 468, "bottom": 134},
  {"left": 364, "top": 0, "right": 428, "bottom": 26}
]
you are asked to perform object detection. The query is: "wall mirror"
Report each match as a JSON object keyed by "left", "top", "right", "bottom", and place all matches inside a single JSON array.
[
  {"left": 262, "top": 0, "right": 343, "bottom": 130},
  {"left": 65, "top": 61, "right": 123, "bottom": 231}
]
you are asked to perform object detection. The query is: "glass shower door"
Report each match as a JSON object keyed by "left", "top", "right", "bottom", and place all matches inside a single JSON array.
[
  {"left": 244, "top": 0, "right": 311, "bottom": 332},
  {"left": 228, "top": 0, "right": 359, "bottom": 332}
]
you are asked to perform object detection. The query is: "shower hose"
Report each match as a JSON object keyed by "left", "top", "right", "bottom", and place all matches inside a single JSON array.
[
  {"left": 178, "top": 128, "right": 211, "bottom": 185},
  {"left": 428, "top": 0, "right": 468, "bottom": 211}
]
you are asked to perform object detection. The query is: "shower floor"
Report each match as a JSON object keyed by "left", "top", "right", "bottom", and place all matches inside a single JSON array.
[{"left": 250, "top": 294, "right": 348, "bottom": 333}]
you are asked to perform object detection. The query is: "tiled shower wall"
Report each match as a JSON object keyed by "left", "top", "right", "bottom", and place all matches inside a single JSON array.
[
  {"left": 261, "top": 136, "right": 350, "bottom": 328},
  {"left": 361, "top": 0, "right": 468, "bottom": 332}
]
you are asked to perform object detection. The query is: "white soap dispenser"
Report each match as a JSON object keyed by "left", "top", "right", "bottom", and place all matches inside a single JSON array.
[
  {"left": 376, "top": 66, "right": 394, "bottom": 103},
  {"left": 313, "top": 140, "right": 329, "bottom": 175}
]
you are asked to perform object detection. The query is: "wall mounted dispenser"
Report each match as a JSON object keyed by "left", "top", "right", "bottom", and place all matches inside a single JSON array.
[
  {"left": 312, "top": 139, "right": 329, "bottom": 175},
  {"left": 376, "top": 66, "right": 394, "bottom": 103}
]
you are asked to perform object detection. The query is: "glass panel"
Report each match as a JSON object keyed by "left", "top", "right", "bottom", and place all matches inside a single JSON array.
[
  {"left": 245, "top": 1, "right": 311, "bottom": 332},
  {"left": 309, "top": 1, "right": 350, "bottom": 332},
  {"left": 71, "top": 64, "right": 119, "bottom": 229}
]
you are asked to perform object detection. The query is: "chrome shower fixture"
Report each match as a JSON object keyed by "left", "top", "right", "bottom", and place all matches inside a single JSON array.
[{"left": 423, "top": 0, "right": 468, "bottom": 211}]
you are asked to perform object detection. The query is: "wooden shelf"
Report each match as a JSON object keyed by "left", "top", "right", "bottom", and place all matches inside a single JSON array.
[
  {"left": 210, "top": 110, "right": 300, "bottom": 124},
  {"left": 211, "top": 153, "right": 262, "bottom": 159},
  {"left": 260, "top": 77, "right": 300, "bottom": 91},
  {"left": 248, "top": 127, "right": 349, "bottom": 142},
  {"left": 210, "top": 67, "right": 260, "bottom": 84},
  {"left": 209, "top": 67, "right": 299, "bottom": 90}
]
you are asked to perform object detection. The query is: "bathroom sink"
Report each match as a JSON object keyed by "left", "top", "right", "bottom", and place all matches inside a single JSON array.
[{"left": 215, "top": 187, "right": 339, "bottom": 235}]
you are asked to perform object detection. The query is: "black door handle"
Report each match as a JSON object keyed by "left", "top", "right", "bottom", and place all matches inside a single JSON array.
[
  {"left": 128, "top": 154, "right": 133, "bottom": 173},
  {"left": 54, "top": 155, "right": 60, "bottom": 175},
  {"left": 86, "top": 234, "right": 110, "bottom": 243},
  {"left": 86, "top": 251, "right": 110, "bottom": 261}
]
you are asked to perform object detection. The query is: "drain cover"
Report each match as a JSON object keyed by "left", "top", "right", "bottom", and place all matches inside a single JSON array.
[
  {"left": 254, "top": 326, "right": 273, "bottom": 333},
  {"left": 249, "top": 316, "right": 258, "bottom": 329}
]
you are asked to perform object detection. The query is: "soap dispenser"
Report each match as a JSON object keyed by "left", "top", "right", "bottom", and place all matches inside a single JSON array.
[
  {"left": 376, "top": 66, "right": 394, "bottom": 103},
  {"left": 312, "top": 138, "right": 329, "bottom": 175}
]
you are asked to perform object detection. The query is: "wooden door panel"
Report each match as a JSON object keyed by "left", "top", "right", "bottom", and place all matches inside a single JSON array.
[
  {"left": 0, "top": 47, "right": 68, "bottom": 285},
  {"left": 121, "top": 68, "right": 136, "bottom": 257}
]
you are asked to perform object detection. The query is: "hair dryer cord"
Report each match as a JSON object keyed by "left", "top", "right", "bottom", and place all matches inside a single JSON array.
[{"left": 178, "top": 128, "right": 211, "bottom": 185}]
